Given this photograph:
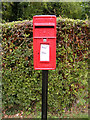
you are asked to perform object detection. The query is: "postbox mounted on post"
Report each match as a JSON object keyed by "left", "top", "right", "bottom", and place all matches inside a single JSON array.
[{"left": 33, "top": 15, "right": 56, "bottom": 70}]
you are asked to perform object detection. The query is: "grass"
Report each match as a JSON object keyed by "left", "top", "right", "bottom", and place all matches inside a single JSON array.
[{"left": 2, "top": 103, "right": 88, "bottom": 119}]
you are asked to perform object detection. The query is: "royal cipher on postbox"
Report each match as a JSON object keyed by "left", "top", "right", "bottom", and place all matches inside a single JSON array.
[{"left": 33, "top": 15, "right": 56, "bottom": 70}]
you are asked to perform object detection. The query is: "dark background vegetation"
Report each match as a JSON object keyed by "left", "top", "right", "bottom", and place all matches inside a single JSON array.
[{"left": 2, "top": 2, "right": 90, "bottom": 22}]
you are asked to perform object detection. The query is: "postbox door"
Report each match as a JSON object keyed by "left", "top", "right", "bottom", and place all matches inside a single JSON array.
[{"left": 33, "top": 38, "right": 56, "bottom": 70}]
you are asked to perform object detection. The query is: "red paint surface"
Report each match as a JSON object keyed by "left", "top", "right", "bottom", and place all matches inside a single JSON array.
[{"left": 33, "top": 15, "right": 56, "bottom": 70}]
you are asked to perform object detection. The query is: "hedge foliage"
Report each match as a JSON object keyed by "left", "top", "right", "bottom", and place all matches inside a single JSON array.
[{"left": 2, "top": 18, "right": 89, "bottom": 114}]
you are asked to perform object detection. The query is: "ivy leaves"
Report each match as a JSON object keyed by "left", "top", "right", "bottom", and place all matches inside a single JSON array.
[{"left": 2, "top": 19, "right": 88, "bottom": 114}]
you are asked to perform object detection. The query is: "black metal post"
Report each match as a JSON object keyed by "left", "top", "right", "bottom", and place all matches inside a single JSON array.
[{"left": 42, "top": 70, "right": 48, "bottom": 120}]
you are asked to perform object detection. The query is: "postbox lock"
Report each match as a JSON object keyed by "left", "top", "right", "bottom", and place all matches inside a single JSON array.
[{"left": 43, "top": 38, "right": 47, "bottom": 42}]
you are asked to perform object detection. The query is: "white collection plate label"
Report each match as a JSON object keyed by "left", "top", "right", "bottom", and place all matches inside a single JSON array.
[{"left": 40, "top": 44, "right": 49, "bottom": 61}]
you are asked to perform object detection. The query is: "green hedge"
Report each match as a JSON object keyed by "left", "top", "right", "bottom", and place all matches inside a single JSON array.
[{"left": 2, "top": 18, "right": 89, "bottom": 114}]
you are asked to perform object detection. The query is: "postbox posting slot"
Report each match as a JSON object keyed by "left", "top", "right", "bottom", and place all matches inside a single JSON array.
[{"left": 35, "top": 26, "right": 54, "bottom": 28}]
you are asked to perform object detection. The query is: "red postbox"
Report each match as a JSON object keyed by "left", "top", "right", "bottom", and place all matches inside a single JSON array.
[{"left": 33, "top": 15, "right": 56, "bottom": 70}]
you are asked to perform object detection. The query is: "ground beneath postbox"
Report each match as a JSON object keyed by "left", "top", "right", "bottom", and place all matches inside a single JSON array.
[{"left": 2, "top": 102, "right": 88, "bottom": 119}]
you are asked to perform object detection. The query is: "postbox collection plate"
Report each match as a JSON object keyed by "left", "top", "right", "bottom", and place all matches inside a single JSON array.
[{"left": 33, "top": 15, "right": 56, "bottom": 70}]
